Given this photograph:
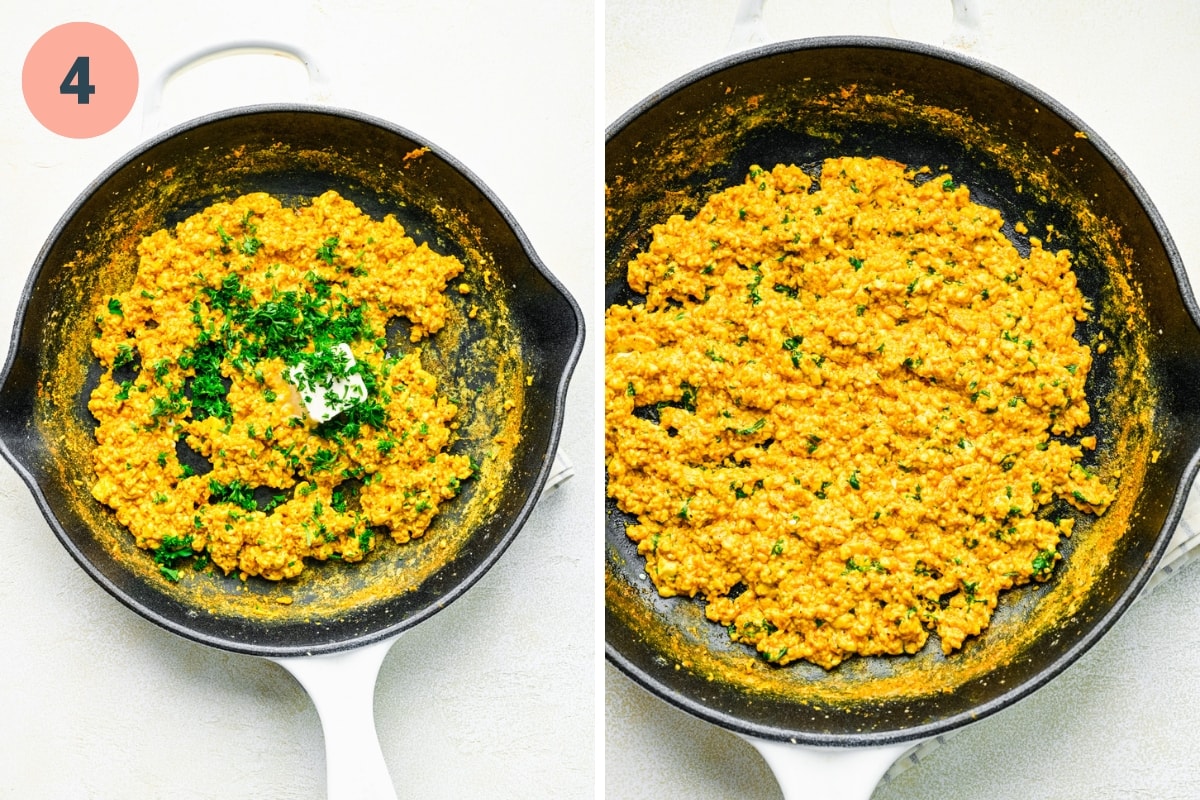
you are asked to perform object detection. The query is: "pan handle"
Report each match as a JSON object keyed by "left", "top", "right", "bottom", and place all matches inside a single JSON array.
[
  {"left": 727, "top": 0, "right": 992, "bottom": 55},
  {"left": 743, "top": 736, "right": 913, "bottom": 800},
  {"left": 940, "top": 0, "right": 993, "bottom": 54},
  {"left": 727, "top": 0, "right": 770, "bottom": 51},
  {"left": 272, "top": 636, "right": 400, "bottom": 800},
  {"left": 141, "top": 40, "right": 330, "bottom": 134}
]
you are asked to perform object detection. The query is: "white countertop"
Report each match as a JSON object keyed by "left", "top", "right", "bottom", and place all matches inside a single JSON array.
[
  {"left": 0, "top": 2, "right": 595, "bottom": 798},
  {"left": 606, "top": 1, "right": 1200, "bottom": 798}
]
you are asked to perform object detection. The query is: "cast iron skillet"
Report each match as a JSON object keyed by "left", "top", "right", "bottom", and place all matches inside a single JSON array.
[
  {"left": 606, "top": 36, "right": 1200, "bottom": 792},
  {"left": 0, "top": 105, "right": 583, "bottom": 790},
  {"left": 2, "top": 103, "right": 584, "bottom": 798}
]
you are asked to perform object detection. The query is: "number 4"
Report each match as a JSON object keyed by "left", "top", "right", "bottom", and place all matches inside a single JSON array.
[{"left": 60, "top": 56, "right": 96, "bottom": 105}]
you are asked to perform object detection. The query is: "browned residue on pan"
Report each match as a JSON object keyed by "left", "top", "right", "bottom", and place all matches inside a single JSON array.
[{"left": 33, "top": 137, "right": 526, "bottom": 623}]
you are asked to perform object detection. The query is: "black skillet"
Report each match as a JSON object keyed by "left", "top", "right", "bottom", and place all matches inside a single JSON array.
[
  {"left": 605, "top": 37, "right": 1200, "bottom": 795},
  {"left": 0, "top": 104, "right": 584, "bottom": 797}
]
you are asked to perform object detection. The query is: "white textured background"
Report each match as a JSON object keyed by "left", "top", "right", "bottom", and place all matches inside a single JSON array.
[
  {"left": 0, "top": 2, "right": 596, "bottom": 798},
  {"left": 606, "top": 1, "right": 1200, "bottom": 798}
]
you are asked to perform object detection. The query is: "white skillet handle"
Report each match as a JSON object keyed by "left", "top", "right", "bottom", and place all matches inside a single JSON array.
[
  {"left": 272, "top": 636, "right": 400, "bottom": 800},
  {"left": 939, "top": 0, "right": 993, "bottom": 55},
  {"left": 141, "top": 40, "right": 329, "bottom": 134},
  {"left": 727, "top": 0, "right": 770, "bottom": 51},
  {"left": 744, "top": 737, "right": 912, "bottom": 800},
  {"left": 272, "top": 448, "right": 571, "bottom": 800},
  {"left": 729, "top": 0, "right": 992, "bottom": 55}
]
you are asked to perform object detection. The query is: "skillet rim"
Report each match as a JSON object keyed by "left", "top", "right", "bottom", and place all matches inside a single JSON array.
[
  {"left": 0, "top": 102, "right": 586, "bottom": 658},
  {"left": 603, "top": 34, "right": 1200, "bottom": 746}
]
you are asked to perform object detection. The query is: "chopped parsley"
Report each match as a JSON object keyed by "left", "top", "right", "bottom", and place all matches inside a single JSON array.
[
  {"left": 240, "top": 236, "right": 263, "bottom": 256},
  {"left": 185, "top": 341, "right": 232, "bottom": 423},
  {"left": 1032, "top": 549, "right": 1057, "bottom": 577},
  {"left": 153, "top": 534, "right": 196, "bottom": 581},
  {"left": 735, "top": 418, "right": 766, "bottom": 436},
  {"left": 113, "top": 343, "right": 135, "bottom": 369},
  {"left": 209, "top": 478, "right": 258, "bottom": 512},
  {"left": 317, "top": 236, "right": 339, "bottom": 265}
]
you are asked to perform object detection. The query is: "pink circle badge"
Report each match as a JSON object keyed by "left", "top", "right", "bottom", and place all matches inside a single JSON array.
[{"left": 23, "top": 22, "right": 138, "bottom": 139}]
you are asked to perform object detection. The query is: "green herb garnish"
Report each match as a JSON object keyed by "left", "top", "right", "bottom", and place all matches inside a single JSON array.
[
  {"left": 153, "top": 534, "right": 195, "bottom": 582},
  {"left": 317, "top": 236, "right": 339, "bottom": 265}
]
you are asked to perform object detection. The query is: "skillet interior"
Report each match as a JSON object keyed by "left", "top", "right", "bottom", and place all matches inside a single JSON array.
[
  {"left": 605, "top": 39, "right": 1200, "bottom": 745},
  {"left": 0, "top": 105, "right": 583, "bottom": 657}
]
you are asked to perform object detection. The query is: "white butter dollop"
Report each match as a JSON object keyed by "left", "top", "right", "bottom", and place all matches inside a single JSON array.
[{"left": 286, "top": 342, "right": 368, "bottom": 423}]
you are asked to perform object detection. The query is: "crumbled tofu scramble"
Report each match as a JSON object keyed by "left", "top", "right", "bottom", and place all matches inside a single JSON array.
[
  {"left": 89, "top": 190, "right": 475, "bottom": 582},
  {"left": 605, "top": 157, "right": 1114, "bottom": 669}
]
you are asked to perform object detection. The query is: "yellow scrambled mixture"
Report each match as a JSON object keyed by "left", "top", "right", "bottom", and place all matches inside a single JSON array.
[
  {"left": 605, "top": 157, "right": 1114, "bottom": 669},
  {"left": 89, "top": 190, "right": 475, "bottom": 582}
]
